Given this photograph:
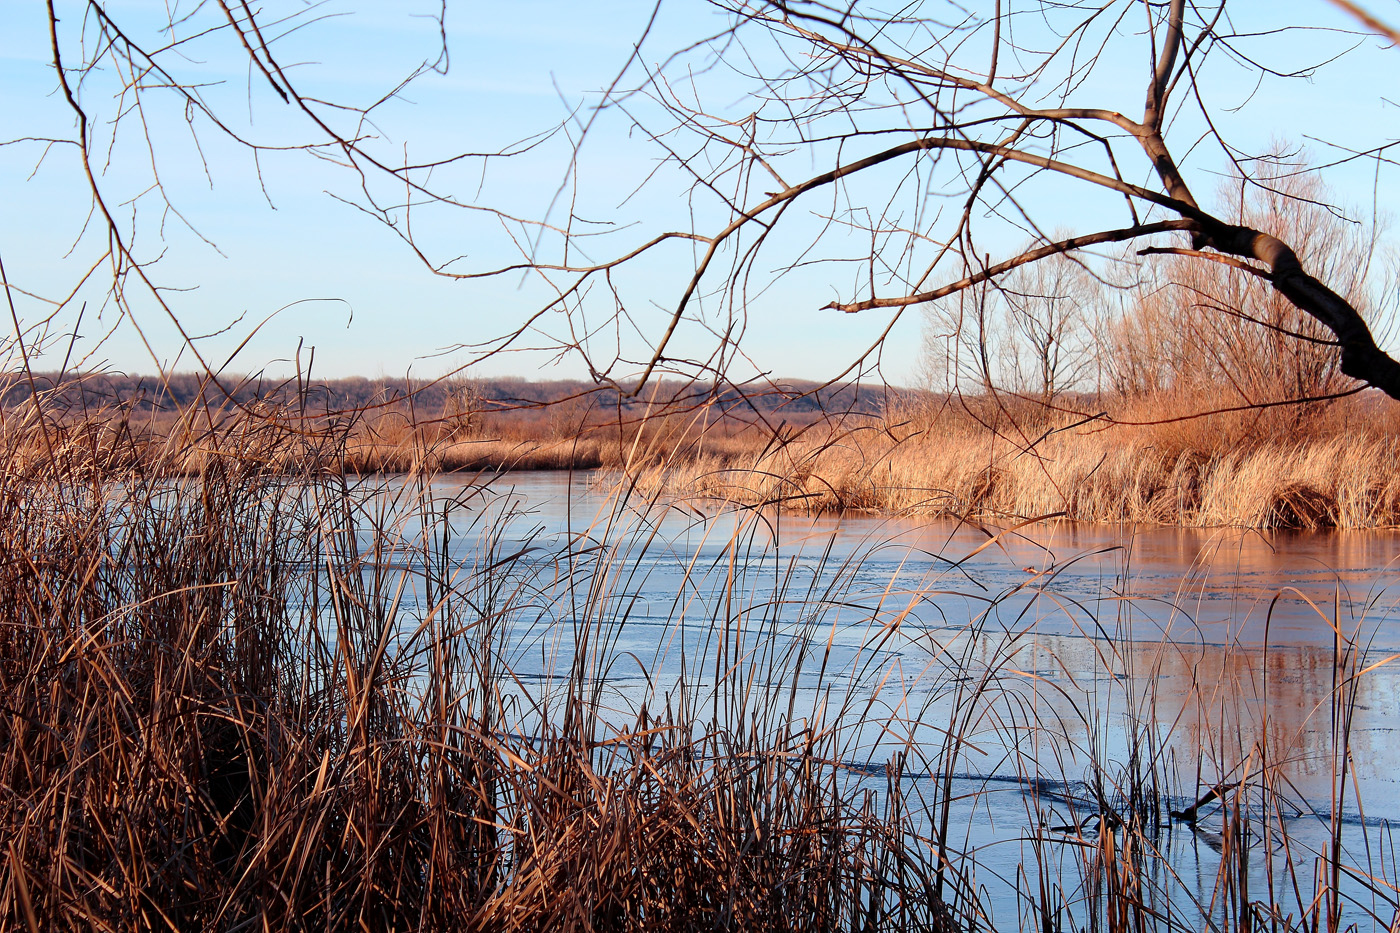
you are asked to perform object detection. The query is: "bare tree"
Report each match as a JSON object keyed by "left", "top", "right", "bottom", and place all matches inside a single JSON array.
[
  {"left": 924, "top": 245, "right": 1101, "bottom": 405},
  {"left": 1006, "top": 255, "right": 1102, "bottom": 404},
  {"left": 542, "top": 0, "right": 1400, "bottom": 403},
  {"left": 13, "top": 2, "right": 1400, "bottom": 409},
  {"left": 919, "top": 281, "right": 1000, "bottom": 398},
  {"left": 441, "top": 375, "right": 485, "bottom": 440},
  {"left": 1106, "top": 156, "right": 1388, "bottom": 406}
]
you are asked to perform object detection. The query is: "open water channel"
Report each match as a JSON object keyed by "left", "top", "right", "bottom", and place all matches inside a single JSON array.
[{"left": 370, "top": 470, "right": 1400, "bottom": 929}]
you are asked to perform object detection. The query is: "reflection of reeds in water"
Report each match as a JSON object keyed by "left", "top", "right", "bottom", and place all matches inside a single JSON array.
[{"left": 1, "top": 402, "right": 1397, "bottom": 931}]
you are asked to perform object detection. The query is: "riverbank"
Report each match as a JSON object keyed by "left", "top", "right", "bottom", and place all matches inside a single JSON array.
[
  {"left": 614, "top": 389, "right": 1400, "bottom": 529},
  {"left": 8, "top": 375, "right": 1399, "bottom": 528},
  {"left": 625, "top": 425, "right": 1400, "bottom": 529}
]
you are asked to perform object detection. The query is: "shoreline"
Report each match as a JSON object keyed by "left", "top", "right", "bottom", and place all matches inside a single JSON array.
[
  {"left": 11, "top": 392, "right": 1400, "bottom": 530},
  {"left": 615, "top": 429, "right": 1400, "bottom": 531}
]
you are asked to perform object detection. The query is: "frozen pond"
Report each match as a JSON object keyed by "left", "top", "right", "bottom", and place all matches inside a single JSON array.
[{"left": 358, "top": 470, "right": 1400, "bottom": 929}]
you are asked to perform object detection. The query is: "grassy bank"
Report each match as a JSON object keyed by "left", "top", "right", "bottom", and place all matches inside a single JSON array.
[
  {"left": 625, "top": 395, "right": 1400, "bottom": 529},
  {"left": 0, "top": 370, "right": 867, "bottom": 477},
  {"left": 12, "top": 372, "right": 1397, "bottom": 528},
  {"left": 1, "top": 382, "right": 779, "bottom": 477}
]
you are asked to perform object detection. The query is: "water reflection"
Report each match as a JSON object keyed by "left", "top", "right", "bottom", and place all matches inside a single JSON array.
[
  {"left": 358, "top": 470, "right": 1400, "bottom": 926},
  {"left": 399, "top": 471, "right": 1399, "bottom": 803}
]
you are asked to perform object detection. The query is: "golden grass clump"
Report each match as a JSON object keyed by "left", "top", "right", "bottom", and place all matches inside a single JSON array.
[{"left": 627, "top": 407, "right": 1400, "bottom": 529}]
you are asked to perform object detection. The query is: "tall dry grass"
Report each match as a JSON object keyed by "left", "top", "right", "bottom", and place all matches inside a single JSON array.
[
  {"left": 3, "top": 387, "right": 1398, "bottom": 931},
  {"left": 628, "top": 397, "right": 1400, "bottom": 529},
  {"left": 0, "top": 401, "right": 952, "bottom": 932},
  {"left": 333, "top": 390, "right": 782, "bottom": 475},
  {"left": 12, "top": 369, "right": 1400, "bottom": 533},
  {"left": 0, "top": 383, "right": 777, "bottom": 478}
]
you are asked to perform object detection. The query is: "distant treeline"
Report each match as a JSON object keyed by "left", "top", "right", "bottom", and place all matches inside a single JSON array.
[{"left": 1, "top": 371, "right": 901, "bottom": 422}]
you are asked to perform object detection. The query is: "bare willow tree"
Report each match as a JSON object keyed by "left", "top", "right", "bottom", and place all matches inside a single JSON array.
[
  {"left": 922, "top": 246, "right": 1102, "bottom": 405},
  {"left": 13, "top": 1, "right": 1400, "bottom": 409},
  {"left": 1107, "top": 157, "right": 1389, "bottom": 405}
]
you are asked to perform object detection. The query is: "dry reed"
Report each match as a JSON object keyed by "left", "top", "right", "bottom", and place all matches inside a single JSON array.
[
  {"left": 2, "top": 392, "right": 1397, "bottom": 932},
  {"left": 0, "top": 403, "right": 949, "bottom": 932},
  {"left": 628, "top": 415, "right": 1400, "bottom": 529}
]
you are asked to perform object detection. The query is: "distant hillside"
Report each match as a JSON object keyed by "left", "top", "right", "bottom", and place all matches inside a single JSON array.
[{"left": 1, "top": 372, "right": 909, "bottom": 423}]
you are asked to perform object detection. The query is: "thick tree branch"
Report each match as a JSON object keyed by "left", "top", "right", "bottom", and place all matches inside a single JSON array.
[{"left": 1201, "top": 224, "right": 1400, "bottom": 397}]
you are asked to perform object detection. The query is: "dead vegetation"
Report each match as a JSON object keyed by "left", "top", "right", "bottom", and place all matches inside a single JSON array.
[
  {"left": 1, "top": 396, "right": 1397, "bottom": 931},
  {"left": 625, "top": 393, "right": 1400, "bottom": 529},
  {"left": 0, "top": 407, "right": 948, "bottom": 932},
  {"left": 8, "top": 372, "right": 1400, "bottom": 530}
]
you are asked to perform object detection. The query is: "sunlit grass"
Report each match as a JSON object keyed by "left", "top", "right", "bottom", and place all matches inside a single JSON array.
[
  {"left": 1, "top": 395, "right": 1397, "bottom": 931},
  {"left": 629, "top": 416, "right": 1400, "bottom": 529}
]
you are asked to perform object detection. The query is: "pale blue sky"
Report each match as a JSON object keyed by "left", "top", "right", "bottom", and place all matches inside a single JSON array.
[{"left": 1, "top": 1, "right": 1396, "bottom": 385}]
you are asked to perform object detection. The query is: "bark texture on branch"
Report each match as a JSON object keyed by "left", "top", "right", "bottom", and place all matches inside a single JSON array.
[{"left": 1199, "top": 222, "right": 1400, "bottom": 399}]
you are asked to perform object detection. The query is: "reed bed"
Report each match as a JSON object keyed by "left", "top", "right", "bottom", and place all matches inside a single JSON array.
[
  {"left": 0, "top": 409, "right": 950, "bottom": 931},
  {"left": 2, "top": 399, "right": 1397, "bottom": 931},
  {"left": 341, "top": 435, "right": 614, "bottom": 472},
  {"left": 0, "top": 392, "right": 768, "bottom": 478},
  {"left": 627, "top": 422, "right": 1400, "bottom": 529},
  {"left": 18, "top": 376, "right": 1397, "bottom": 530}
]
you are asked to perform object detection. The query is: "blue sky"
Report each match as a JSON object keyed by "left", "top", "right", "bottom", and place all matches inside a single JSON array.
[{"left": 1, "top": 1, "right": 1396, "bottom": 386}]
